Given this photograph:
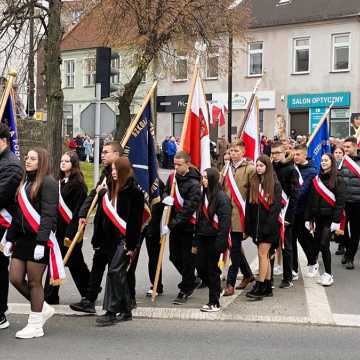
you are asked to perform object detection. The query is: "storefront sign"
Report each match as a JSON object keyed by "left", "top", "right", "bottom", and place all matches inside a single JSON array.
[
  {"left": 212, "top": 91, "right": 275, "bottom": 110},
  {"left": 157, "top": 94, "right": 212, "bottom": 113},
  {"left": 309, "top": 107, "right": 327, "bottom": 133},
  {"left": 288, "top": 92, "right": 351, "bottom": 109}
]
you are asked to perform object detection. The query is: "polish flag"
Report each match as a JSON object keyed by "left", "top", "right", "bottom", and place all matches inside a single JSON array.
[
  {"left": 242, "top": 97, "right": 259, "bottom": 161},
  {"left": 182, "top": 72, "right": 211, "bottom": 172},
  {"left": 209, "top": 103, "right": 227, "bottom": 128}
]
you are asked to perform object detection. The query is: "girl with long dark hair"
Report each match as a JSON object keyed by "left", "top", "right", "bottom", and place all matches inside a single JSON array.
[
  {"left": 3, "top": 148, "right": 60, "bottom": 338},
  {"left": 95, "top": 156, "right": 144, "bottom": 326},
  {"left": 245, "top": 155, "right": 283, "bottom": 300},
  {"left": 196, "top": 168, "right": 231, "bottom": 312},
  {"left": 44, "top": 151, "right": 89, "bottom": 304},
  {"left": 305, "top": 153, "right": 345, "bottom": 286}
]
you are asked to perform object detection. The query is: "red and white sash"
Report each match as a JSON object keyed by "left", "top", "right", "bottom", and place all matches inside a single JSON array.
[
  {"left": 342, "top": 155, "right": 360, "bottom": 179},
  {"left": 18, "top": 184, "right": 66, "bottom": 284},
  {"left": 102, "top": 193, "right": 127, "bottom": 236},
  {"left": 169, "top": 172, "right": 197, "bottom": 224},
  {"left": 58, "top": 183, "right": 73, "bottom": 225},
  {"left": 0, "top": 209, "right": 12, "bottom": 248},
  {"left": 223, "top": 163, "right": 246, "bottom": 227},
  {"left": 312, "top": 176, "right": 335, "bottom": 207},
  {"left": 203, "top": 194, "right": 219, "bottom": 230}
]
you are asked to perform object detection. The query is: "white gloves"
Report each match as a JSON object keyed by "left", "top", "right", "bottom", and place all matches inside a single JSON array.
[
  {"left": 162, "top": 196, "right": 174, "bottom": 206},
  {"left": 34, "top": 245, "right": 45, "bottom": 260},
  {"left": 305, "top": 221, "right": 315, "bottom": 233},
  {"left": 3, "top": 242, "right": 13, "bottom": 257},
  {"left": 330, "top": 223, "right": 340, "bottom": 233},
  {"left": 161, "top": 225, "right": 170, "bottom": 236},
  {"left": 305, "top": 221, "right": 311, "bottom": 231}
]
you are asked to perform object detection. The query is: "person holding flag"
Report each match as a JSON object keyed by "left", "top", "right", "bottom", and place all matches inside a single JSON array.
[
  {"left": 0, "top": 123, "right": 23, "bottom": 330},
  {"left": 3, "top": 148, "right": 61, "bottom": 338},
  {"left": 339, "top": 136, "right": 360, "bottom": 269},
  {"left": 305, "top": 153, "right": 345, "bottom": 286}
]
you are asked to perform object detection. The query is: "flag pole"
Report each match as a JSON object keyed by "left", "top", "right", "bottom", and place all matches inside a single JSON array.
[
  {"left": 306, "top": 102, "right": 334, "bottom": 147},
  {"left": 152, "top": 59, "right": 200, "bottom": 302},
  {"left": 63, "top": 81, "right": 158, "bottom": 265},
  {"left": 0, "top": 70, "right": 17, "bottom": 120},
  {"left": 237, "top": 78, "right": 262, "bottom": 138}
]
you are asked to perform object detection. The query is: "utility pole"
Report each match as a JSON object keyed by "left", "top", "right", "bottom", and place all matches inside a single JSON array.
[
  {"left": 27, "top": 0, "right": 35, "bottom": 117},
  {"left": 227, "top": 31, "right": 233, "bottom": 143}
]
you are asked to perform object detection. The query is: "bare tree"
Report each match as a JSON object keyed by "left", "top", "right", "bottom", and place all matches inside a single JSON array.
[{"left": 93, "top": 0, "right": 250, "bottom": 140}]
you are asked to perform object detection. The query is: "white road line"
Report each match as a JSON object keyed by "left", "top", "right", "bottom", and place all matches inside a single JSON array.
[{"left": 298, "top": 247, "right": 335, "bottom": 325}]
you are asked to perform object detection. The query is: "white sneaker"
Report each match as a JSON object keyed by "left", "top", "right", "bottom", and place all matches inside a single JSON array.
[
  {"left": 273, "top": 265, "right": 283, "bottom": 276},
  {"left": 317, "top": 273, "right": 334, "bottom": 287},
  {"left": 292, "top": 270, "right": 299, "bottom": 281},
  {"left": 306, "top": 263, "right": 319, "bottom": 278},
  {"left": 200, "top": 304, "right": 221, "bottom": 313},
  {"left": 16, "top": 312, "right": 44, "bottom": 339},
  {"left": 42, "top": 302, "right": 55, "bottom": 325}
]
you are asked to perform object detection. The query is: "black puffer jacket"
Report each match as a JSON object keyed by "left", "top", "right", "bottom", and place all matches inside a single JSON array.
[
  {"left": 7, "top": 172, "right": 58, "bottom": 244},
  {"left": 273, "top": 159, "right": 300, "bottom": 224},
  {"left": 245, "top": 180, "right": 283, "bottom": 244},
  {"left": 165, "top": 167, "right": 202, "bottom": 233},
  {"left": 78, "top": 165, "right": 112, "bottom": 218},
  {"left": 57, "top": 177, "right": 88, "bottom": 242},
  {"left": 305, "top": 173, "right": 346, "bottom": 223},
  {"left": 196, "top": 190, "right": 232, "bottom": 252},
  {"left": 0, "top": 147, "right": 23, "bottom": 238},
  {"left": 92, "top": 177, "right": 144, "bottom": 251},
  {"left": 340, "top": 155, "right": 360, "bottom": 204}
]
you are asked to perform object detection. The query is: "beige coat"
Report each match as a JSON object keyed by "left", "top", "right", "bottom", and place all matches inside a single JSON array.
[{"left": 221, "top": 160, "right": 255, "bottom": 232}]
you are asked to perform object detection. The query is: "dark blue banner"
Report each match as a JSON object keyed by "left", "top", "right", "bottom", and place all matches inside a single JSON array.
[
  {"left": 307, "top": 115, "right": 331, "bottom": 170},
  {"left": 1, "top": 93, "right": 20, "bottom": 159},
  {"left": 125, "top": 101, "right": 160, "bottom": 220}
]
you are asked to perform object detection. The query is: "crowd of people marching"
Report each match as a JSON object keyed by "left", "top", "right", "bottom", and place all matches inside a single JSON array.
[{"left": 0, "top": 120, "right": 360, "bottom": 339}]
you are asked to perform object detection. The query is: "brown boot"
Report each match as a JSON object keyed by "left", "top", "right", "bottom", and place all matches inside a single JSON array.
[
  {"left": 235, "top": 276, "right": 255, "bottom": 290},
  {"left": 222, "top": 285, "right": 235, "bottom": 297}
]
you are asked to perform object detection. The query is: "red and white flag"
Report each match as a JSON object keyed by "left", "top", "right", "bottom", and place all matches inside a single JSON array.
[
  {"left": 182, "top": 72, "right": 211, "bottom": 173},
  {"left": 209, "top": 103, "right": 227, "bottom": 128},
  {"left": 242, "top": 97, "right": 259, "bottom": 162}
]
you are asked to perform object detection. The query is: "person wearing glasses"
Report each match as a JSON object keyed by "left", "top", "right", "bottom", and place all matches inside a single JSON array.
[
  {"left": 271, "top": 142, "right": 300, "bottom": 289},
  {"left": 44, "top": 151, "right": 89, "bottom": 305},
  {"left": 70, "top": 142, "right": 121, "bottom": 314}
]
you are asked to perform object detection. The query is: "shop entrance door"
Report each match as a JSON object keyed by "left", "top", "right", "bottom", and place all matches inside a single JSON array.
[{"left": 290, "top": 111, "right": 309, "bottom": 137}]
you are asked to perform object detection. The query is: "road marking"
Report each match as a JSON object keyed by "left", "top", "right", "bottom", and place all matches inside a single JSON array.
[
  {"left": 298, "top": 247, "right": 335, "bottom": 325},
  {"left": 333, "top": 313, "right": 360, "bottom": 327}
]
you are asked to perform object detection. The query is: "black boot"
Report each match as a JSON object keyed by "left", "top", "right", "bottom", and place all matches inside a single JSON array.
[
  {"left": 335, "top": 244, "right": 345, "bottom": 255},
  {"left": 262, "top": 280, "right": 273, "bottom": 297},
  {"left": 70, "top": 298, "right": 96, "bottom": 314},
  {"left": 246, "top": 281, "right": 264, "bottom": 300}
]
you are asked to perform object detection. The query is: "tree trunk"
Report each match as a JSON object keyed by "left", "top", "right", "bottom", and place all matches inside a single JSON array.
[{"left": 44, "top": 0, "right": 63, "bottom": 175}]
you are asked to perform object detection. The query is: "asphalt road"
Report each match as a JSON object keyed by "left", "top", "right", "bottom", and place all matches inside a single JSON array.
[{"left": 1, "top": 317, "right": 360, "bottom": 360}]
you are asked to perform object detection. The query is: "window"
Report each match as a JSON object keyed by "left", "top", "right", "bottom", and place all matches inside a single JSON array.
[
  {"left": 173, "top": 113, "right": 184, "bottom": 137},
  {"left": 332, "top": 33, "right": 350, "bottom": 72},
  {"left": 205, "top": 49, "right": 219, "bottom": 79},
  {"left": 259, "top": 110, "right": 264, "bottom": 133},
  {"left": 63, "top": 59, "right": 75, "bottom": 88},
  {"left": 83, "top": 58, "right": 96, "bottom": 86},
  {"left": 110, "top": 55, "right": 120, "bottom": 84},
  {"left": 293, "top": 37, "right": 310, "bottom": 73},
  {"left": 330, "top": 108, "right": 350, "bottom": 138},
  {"left": 63, "top": 104, "right": 73, "bottom": 137},
  {"left": 175, "top": 52, "right": 188, "bottom": 81},
  {"left": 248, "top": 42, "right": 263, "bottom": 76}
]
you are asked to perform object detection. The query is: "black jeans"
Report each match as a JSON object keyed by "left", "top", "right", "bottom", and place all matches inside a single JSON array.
[
  {"left": 293, "top": 215, "right": 317, "bottom": 272},
  {"left": 282, "top": 225, "right": 293, "bottom": 282},
  {"left": 86, "top": 248, "right": 115, "bottom": 302},
  {"left": 313, "top": 218, "right": 332, "bottom": 274},
  {"left": 126, "top": 247, "right": 140, "bottom": 300},
  {"left": 145, "top": 235, "right": 163, "bottom": 292},
  {"left": 45, "top": 240, "right": 90, "bottom": 301},
  {"left": 169, "top": 230, "right": 196, "bottom": 294},
  {"left": 0, "top": 252, "right": 9, "bottom": 315},
  {"left": 345, "top": 203, "right": 360, "bottom": 261},
  {"left": 226, "top": 232, "right": 253, "bottom": 287},
  {"left": 103, "top": 243, "right": 131, "bottom": 314},
  {"left": 197, "top": 236, "right": 221, "bottom": 305}
]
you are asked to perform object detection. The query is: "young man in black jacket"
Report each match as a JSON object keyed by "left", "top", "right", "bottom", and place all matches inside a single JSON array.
[
  {"left": 70, "top": 142, "right": 121, "bottom": 313},
  {"left": 0, "top": 124, "right": 23, "bottom": 329},
  {"left": 163, "top": 151, "right": 202, "bottom": 304},
  {"left": 340, "top": 136, "right": 360, "bottom": 269},
  {"left": 271, "top": 142, "right": 300, "bottom": 288}
]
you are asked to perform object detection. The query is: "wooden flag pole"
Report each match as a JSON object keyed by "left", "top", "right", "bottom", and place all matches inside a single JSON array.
[
  {"left": 63, "top": 81, "right": 158, "bottom": 265},
  {"left": 0, "top": 70, "right": 17, "bottom": 122},
  {"left": 152, "top": 62, "right": 200, "bottom": 302}
]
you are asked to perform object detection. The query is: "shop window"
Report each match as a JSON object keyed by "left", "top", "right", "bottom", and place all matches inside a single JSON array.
[
  {"left": 330, "top": 108, "right": 350, "bottom": 138},
  {"left": 173, "top": 113, "right": 184, "bottom": 137},
  {"left": 248, "top": 42, "right": 263, "bottom": 76},
  {"left": 332, "top": 33, "right": 350, "bottom": 72},
  {"left": 259, "top": 109, "right": 264, "bottom": 133},
  {"left": 63, "top": 104, "right": 73, "bottom": 137},
  {"left": 293, "top": 37, "right": 310, "bottom": 74}
]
